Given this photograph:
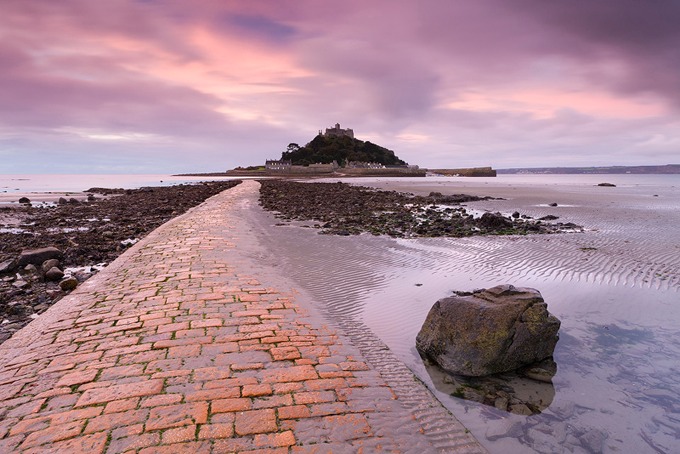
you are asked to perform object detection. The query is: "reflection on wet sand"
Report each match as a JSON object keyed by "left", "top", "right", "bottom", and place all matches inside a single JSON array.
[{"left": 423, "top": 358, "right": 556, "bottom": 415}]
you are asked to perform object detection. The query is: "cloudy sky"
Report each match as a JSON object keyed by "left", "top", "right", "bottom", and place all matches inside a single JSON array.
[{"left": 2, "top": 0, "right": 679, "bottom": 174}]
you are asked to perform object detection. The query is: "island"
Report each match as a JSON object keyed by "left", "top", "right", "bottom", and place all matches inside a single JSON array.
[{"left": 210, "top": 124, "right": 496, "bottom": 178}]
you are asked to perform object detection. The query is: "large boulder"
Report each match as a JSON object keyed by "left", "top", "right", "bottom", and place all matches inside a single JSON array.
[
  {"left": 416, "top": 285, "right": 560, "bottom": 377},
  {"left": 17, "top": 247, "right": 63, "bottom": 267}
]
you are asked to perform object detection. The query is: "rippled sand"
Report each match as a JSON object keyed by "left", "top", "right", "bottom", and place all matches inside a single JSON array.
[{"left": 245, "top": 175, "right": 679, "bottom": 453}]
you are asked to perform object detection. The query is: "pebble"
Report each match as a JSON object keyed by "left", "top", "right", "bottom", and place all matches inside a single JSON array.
[
  {"left": 41, "top": 259, "right": 61, "bottom": 273},
  {"left": 59, "top": 276, "right": 78, "bottom": 291},
  {"left": 580, "top": 428, "right": 607, "bottom": 453},
  {"left": 494, "top": 396, "right": 509, "bottom": 410},
  {"left": 0, "top": 259, "right": 15, "bottom": 274},
  {"left": 12, "top": 280, "right": 29, "bottom": 289},
  {"left": 45, "top": 267, "right": 65, "bottom": 281},
  {"left": 24, "top": 264, "right": 38, "bottom": 274}
]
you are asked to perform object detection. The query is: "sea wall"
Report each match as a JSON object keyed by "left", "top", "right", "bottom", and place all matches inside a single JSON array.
[
  {"left": 340, "top": 167, "right": 427, "bottom": 177},
  {"left": 223, "top": 167, "right": 427, "bottom": 177}
]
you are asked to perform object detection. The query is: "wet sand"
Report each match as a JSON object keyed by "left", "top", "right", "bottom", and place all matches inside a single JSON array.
[{"left": 251, "top": 176, "right": 680, "bottom": 453}]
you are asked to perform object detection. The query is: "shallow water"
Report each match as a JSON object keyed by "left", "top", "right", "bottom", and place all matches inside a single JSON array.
[
  {"left": 248, "top": 176, "right": 680, "bottom": 453},
  {"left": 0, "top": 174, "right": 243, "bottom": 204}
]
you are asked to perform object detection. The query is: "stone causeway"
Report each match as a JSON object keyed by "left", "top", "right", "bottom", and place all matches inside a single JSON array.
[{"left": 0, "top": 181, "right": 486, "bottom": 453}]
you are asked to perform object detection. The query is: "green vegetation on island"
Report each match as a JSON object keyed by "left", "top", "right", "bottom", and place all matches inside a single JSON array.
[{"left": 281, "top": 135, "right": 407, "bottom": 166}]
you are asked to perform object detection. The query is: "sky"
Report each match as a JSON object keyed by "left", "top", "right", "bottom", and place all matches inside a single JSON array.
[{"left": 2, "top": 0, "right": 680, "bottom": 174}]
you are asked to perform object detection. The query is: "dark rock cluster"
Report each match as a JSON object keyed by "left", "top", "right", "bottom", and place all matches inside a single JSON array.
[
  {"left": 0, "top": 180, "right": 241, "bottom": 343},
  {"left": 259, "top": 180, "right": 581, "bottom": 238}
]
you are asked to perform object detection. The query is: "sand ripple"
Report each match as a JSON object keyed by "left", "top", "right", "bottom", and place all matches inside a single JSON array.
[{"left": 249, "top": 177, "right": 680, "bottom": 453}]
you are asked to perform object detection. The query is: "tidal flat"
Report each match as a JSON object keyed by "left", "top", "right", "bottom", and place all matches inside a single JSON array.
[
  {"left": 3, "top": 174, "right": 678, "bottom": 452},
  {"left": 250, "top": 174, "right": 680, "bottom": 453}
]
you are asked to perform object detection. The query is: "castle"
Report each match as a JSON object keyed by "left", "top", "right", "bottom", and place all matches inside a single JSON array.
[{"left": 321, "top": 123, "right": 354, "bottom": 139}]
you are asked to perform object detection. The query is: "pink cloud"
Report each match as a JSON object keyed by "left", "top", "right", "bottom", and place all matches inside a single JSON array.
[{"left": 1, "top": 0, "right": 679, "bottom": 173}]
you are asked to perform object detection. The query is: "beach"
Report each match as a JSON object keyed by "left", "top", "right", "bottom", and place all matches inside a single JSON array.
[{"left": 1, "top": 173, "right": 679, "bottom": 453}]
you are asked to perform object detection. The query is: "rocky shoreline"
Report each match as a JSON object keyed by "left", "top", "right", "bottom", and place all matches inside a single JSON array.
[
  {"left": 259, "top": 179, "right": 581, "bottom": 237},
  {"left": 2, "top": 178, "right": 579, "bottom": 344},
  {"left": 0, "top": 180, "right": 241, "bottom": 343}
]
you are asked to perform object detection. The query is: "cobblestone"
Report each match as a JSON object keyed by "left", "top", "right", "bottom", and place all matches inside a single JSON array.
[{"left": 0, "top": 181, "right": 485, "bottom": 453}]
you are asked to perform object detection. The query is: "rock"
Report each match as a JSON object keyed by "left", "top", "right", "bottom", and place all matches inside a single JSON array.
[
  {"left": 494, "top": 396, "right": 509, "bottom": 410},
  {"left": 0, "top": 259, "right": 16, "bottom": 274},
  {"left": 416, "top": 284, "right": 561, "bottom": 376},
  {"left": 477, "top": 212, "right": 513, "bottom": 229},
  {"left": 46, "top": 289, "right": 62, "bottom": 299},
  {"left": 17, "top": 247, "right": 63, "bottom": 267},
  {"left": 597, "top": 182, "right": 616, "bottom": 187},
  {"left": 539, "top": 215, "right": 559, "bottom": 221},
  {"left": 579, "top": 429, "right": 606, "bottom": 453},
  {"left": 520, "top": 359, "right": 557, "bottom": 383},
  {"left": 58, "top": 197, "right": 68, "bottom": 205},
  {"left": 23, "top": 264, "right": 38, "bottom": 274},
  {"left": 551, "top": 402, "right": 576, "bottom": 419},
  {"left": 59, "top": 276, "right": 78, "bottom": 291},
  {"left": 12, "top": 280, "right": 29, "bottom": 289},
  {"left": 41, "top": 259, "right": 61, "bottom": 273},
  {"left": 7, "top": 302, "right": 31, "bottom": 316},
  {"left": 45, "top": 267, "right": 65, "bottom": 281},
  {"left": 509, "top": 403, "right": 533, "bottom": 415},
  {"left": 549, "top": 202, "right": 558, "bottom": 207},
  {"left": 512, "top": 211, "right": 520, "bottom": 218},
  {"left": 460, "top": 387, "right": 485, "bottom": 403},
  {"left": 18, "top": 197, "right": 31, "bottom": 204}
]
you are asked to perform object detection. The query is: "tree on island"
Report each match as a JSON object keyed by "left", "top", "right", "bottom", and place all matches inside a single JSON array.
[{"left": 280, "top": 135, "right": 406, "bottom": 166}]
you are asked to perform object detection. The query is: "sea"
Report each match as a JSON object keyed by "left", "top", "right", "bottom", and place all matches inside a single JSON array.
[
  {"left": 1, "top": 172, "right": 678, "bottom": 194},
  {"left": 0, "top": 174, "right": 241, "bottom": 195}
]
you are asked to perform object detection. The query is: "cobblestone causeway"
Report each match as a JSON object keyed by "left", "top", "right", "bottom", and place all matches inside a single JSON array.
[{"left": 0, "top": 181, "right": 486, "bottom": 453}]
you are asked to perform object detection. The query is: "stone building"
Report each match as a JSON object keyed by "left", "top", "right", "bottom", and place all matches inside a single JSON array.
[
  {"left": 265, "top": 160, "right": 292, "bottom": 171},
  {"left": 347, "top": 161, "right": 385, "bottom": 169},
  {"left": 323, "top": 123, "right": 354, "bottom": 139}
]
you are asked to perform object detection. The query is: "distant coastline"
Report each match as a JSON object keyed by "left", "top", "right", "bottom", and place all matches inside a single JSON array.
[{"left": 498, "top": 164, "right": 680, "bottom": 174}]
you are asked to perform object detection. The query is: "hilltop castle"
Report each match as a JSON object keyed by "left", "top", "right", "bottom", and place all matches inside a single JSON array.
[{"left": 321, "top": 123, "right": 354, "bottom": 139}]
